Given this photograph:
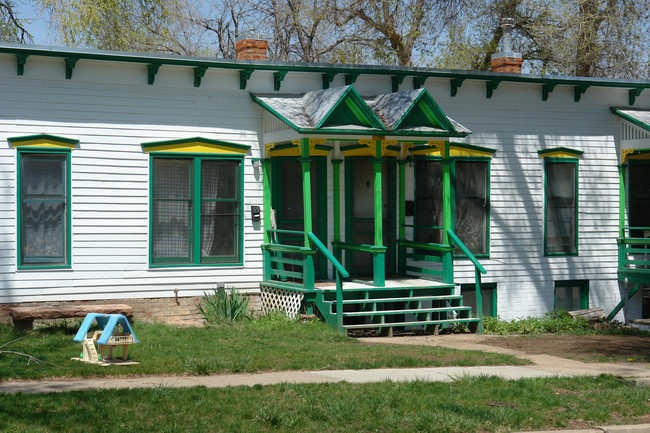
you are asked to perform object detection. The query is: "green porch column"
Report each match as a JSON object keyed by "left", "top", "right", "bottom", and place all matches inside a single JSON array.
[
  {"left": 619, "top": 164, "right": 626, "bottom": 238},
  {"left": 263, "top": 158, "right": 272, "bottom": 243},
  {"left": 441, "top": 141, "right": 454, "bottom": 284},
  {"left": 398, "top": 159, "right": 408, "bottom": 275},
  {"left": 262, "top": 157, "right": 272, "bottom": 281},
  {"left": 373, "top": 138, "right": 385, "bottom": 286},
  {"left": 332, "top": 159, "right": 343, "bottom": 262},
  {"left": 300, "top": 138, "right": 315, "bottom": 287}
]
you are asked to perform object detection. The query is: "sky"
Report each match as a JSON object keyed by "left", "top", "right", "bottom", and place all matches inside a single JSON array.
[{"left": 15, "top": 1, "right": 50, "bottom": 45}]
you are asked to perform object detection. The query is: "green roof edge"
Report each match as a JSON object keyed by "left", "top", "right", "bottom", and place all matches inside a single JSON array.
[
  {"left": 8, "top": 133, "right": 79, "bottom": 145},
  {"left": 141, "top": 136, "right": 251, "bottom": 150}
]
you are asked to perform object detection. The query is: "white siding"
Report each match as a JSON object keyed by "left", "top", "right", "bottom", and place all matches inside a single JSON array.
[{"left": 1, "top": 51, "right": 647, "bottom": 322}]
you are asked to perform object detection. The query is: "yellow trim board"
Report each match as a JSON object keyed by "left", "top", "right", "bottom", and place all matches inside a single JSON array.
[
  {"left": 539, "top": 150, "right": 580, "bottom": 158},
  {"left": 144, "top": 141, "right": 248, "bottom": 154},
  {"left": 12, "top": 140, "right": 75, "bottom": 149}
]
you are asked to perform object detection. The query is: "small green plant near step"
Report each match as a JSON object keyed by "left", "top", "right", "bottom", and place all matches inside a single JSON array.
[
  {"left": 196, "top": 286, "right": 250, "bottom": 323},
  {"left": 484, "top": 309, "right": 594, "bottom": 335}
]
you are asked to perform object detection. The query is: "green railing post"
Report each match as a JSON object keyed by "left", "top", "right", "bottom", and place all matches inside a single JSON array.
[
  {"left": 332, "top": 159, "right": 343, "bottom": 264},
  {"left": 398, "top": 160, "right": 407, "bottom": 275},
  {"left": 336, "top": 271, "right": 344, "bottom": 332},
  {"left": 263, "top": 158, "right": 272, "bottom": 244},
  {"left": 373, "top": 252, "right": 385, "bottom": 286},
  {"left": 300, "top": 138, "right": 315, "bottom": 290},
  {"left": 373, "top": 153, "right": 385, "bottom": 287},
  {"left": 475, "top": 269, "right": 483, "bottom": 332}
]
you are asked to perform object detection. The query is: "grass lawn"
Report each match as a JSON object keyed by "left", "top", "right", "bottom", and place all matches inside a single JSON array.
[
  {"left": 1, "top": 375, "right": 649, "bottom": 432},
  {"left": 0, "top": 319, "right": 526, "bottom": 380}
]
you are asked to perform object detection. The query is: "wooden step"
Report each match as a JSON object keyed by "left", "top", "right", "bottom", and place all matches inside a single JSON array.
[
  {"left": 342, "top": 306, "right": 471, "bottom": 317},
  {"left": 344, "top": 317, "right": 480, "bottom": 329},
  {"left": 315, "top": 283, "right": 455, "bottom": 292},
  {"left": 327, "top": 295, "right": 463, "bottom": 305}
]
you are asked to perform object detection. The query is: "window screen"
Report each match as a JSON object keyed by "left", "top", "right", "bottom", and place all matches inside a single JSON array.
[{"left": 545, "top": 161, "right": 577, "bottom": 254}]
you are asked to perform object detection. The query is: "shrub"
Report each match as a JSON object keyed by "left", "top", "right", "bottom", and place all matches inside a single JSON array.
[
  {"left": 197, "top": 287, "right": 250, "bottom": 323},
  {"left": 484, "top": 309, "right": 594, "bottom": 335}
]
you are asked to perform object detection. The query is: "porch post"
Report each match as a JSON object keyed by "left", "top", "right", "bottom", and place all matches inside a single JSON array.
[
  {"left": 441, "top": 141, "right": 454, "bottom": 284},
  {"left": 300, "top": 138, "right": 315, "bottom": 287},
  {"left": 332, "top": 159, "right": 343, "bottom": 263},
  {"left": 373, "top": 138, "right": 385, "bottom": 286},
  {"left": 398, "top": 159, "right": 408, "bottom": 275},
  {"left": 262, "top": 157, "right": 272, "bottom": 281},
  {"left": 619, "top": 164, "right": 626, "bottom": 238}
]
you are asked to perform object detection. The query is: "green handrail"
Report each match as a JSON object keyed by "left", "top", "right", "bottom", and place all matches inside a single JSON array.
[
  {"left": 446, "top": 230, "right": 487, "bottom": 274},
  {"left": 307, "top": 232, "right": 349, "bottom": 332},
  {"left": 447, "top": 229, "right": 487, "bottom": 333},
  {"left": 307, "top": 233, "right": 349, "bottom": 278}
]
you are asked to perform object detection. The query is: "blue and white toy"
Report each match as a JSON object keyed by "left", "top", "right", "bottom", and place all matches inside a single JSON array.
[{"left": 73, "top": 313, "right": 139, "bottom": 365}]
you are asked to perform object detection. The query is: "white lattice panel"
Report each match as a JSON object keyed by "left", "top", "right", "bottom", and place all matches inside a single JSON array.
[{"left": 260, "top": 286, "right": 303, "bottom": 318}]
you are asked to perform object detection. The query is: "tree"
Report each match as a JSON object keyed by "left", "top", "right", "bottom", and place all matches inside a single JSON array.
[
  {"left": 336, "top": 0, "right": 464, "bottom": 66},
  {"left": 39, "top": 0, "right": 202, "bottom": 55},
  {"left": 0, "top": 0, "right": 32, "bottom": 43}
]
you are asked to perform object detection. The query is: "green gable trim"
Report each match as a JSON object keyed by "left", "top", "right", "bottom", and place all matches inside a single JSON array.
[
  {"left": 317, "top": 86, "right": 385, "bottom": 130},
  {"left": 9, "top": 134, "right": 79, "bottom": 146},
  {"left": 538, "top": 147, "right": 584, "bottom": 158},
  {"left": 611, "top": 108, "right": 650, "bottom": 133},
  {"left": 393, "top": 88, "right": 455, "bottom": 132},
  {"left": 142, "top": 136, "right": 251, "bottom": 152}
]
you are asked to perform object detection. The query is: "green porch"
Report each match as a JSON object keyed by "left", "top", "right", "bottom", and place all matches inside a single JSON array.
[{"left": 253, "top": 86, "right": 488, "bottom": 334}]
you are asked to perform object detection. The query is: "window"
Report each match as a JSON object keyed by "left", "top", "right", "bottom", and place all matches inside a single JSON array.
[
  {"left": 18, "top": 150, "right": 70, "bottom": 268},
  {"left": 151, "top": 156, "right": 243, "bottom": 266},
  {"left": 461, "top": 283, "right": 496, "bottom": 317},
  {"left": 455, "top": 160, "right": 489, "bottom": 256},
  {"left": 414, "top": 158, "right": 490, "bottom": 255},
  {"left": 554, "top": 280, "right": 588, "bottom": 311},
  {"left": 545, "top": 159, "right": 578, "bottom": 255}
]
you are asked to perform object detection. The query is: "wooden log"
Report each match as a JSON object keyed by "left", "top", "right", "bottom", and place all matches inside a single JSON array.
[
  {"left": 567, "top": 307, "right": 606, "bottom": 322},
  {"left": 9, "top": 304, "right": 133, "bottom": 330}
]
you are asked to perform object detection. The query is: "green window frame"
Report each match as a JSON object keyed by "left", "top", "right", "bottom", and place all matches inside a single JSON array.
[
  {"left": 544, "top": 158, "right": 579, "bottom": 255},
  {"left": 150, "top": 154, "right": 244, "bottom": 266},
  {"left": 554, "top": 280, "right": 589, "bottom": 311},
  {"left": 17, "top": 148, "right": 71, "bottom": 269}
]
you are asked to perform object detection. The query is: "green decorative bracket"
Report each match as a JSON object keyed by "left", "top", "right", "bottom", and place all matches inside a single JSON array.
[
  {"left": 273, "top": 70, "right": 288, "bottom": 91},
  {"left": 412, "top": 75, "right": 426, "bottom": 89},
  {"left": 65, "top": 57, "right": 78, "bottom": 80},
  {"left": 193, "top": 66, "right": 207, "bottom": 87},
  {"left": 322, "top": 72, "right": 336, "bottom": 89},
  {"left": 574, "top": 85, "right": 589, "bottom": 102},
  {"left": 450, "top": 78, "right": 464, "bottom": 97},
  {"left": 15, "top": 54, "right": 28, "bottom": 76},
  {"left": 629, "top": 88, "right": 644, "bottom": 106},
  {"left": 486, "top": 80, "right": 500, "bottom": 99},
  {"left": 344, "top": 73, "right": 359, "bottom": 85},
  {"left": 391, "top": 75, "right": 405, "bottom": 92},
  {"left": 542, "top": 83, "right": 557, "bottom": 101},
  {"left": 147, "top": 63, "right": 161, "bottom": 85},
  {"left": 239, "top": 69, "right": 253, "bottom": 90}
]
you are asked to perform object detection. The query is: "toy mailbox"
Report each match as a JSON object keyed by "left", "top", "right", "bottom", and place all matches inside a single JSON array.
[{"left": 73, "top": 313, "right": 139, "bottom": 365}]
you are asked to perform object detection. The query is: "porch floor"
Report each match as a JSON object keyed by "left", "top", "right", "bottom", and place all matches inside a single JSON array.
[{"left": 313, "top": 277, "right": 454, "bottom": 291}]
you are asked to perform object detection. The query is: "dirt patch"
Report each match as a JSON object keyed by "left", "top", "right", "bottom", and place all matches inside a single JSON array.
[{"left": 478, "top": 334, "right": 650, "bottom": 362}]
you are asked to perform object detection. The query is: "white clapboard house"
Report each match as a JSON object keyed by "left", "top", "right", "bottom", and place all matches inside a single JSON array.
[{"left": 1, "top": 37, "right": 650, "bottom": 332}]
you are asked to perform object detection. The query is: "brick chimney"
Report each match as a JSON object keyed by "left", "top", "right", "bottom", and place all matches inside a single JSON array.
[
  {"left": 235, "top": 29, "right": 268, "bottom": 61},
  {"left": 491, "top": 18, "right": 522, "bottom": 73}
]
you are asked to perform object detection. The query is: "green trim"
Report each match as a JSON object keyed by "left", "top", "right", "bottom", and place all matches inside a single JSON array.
[
  {"left": 554, "top": 280, "right": 589, "bottom": 310},
  {"left": 543, "top": 158, "right": 579, "bottom": 256},
  {"left": 574, "top": 85, "right": 589, "bottom": 102},
  {"left": 147, "top": 63, "right": 160, "bottom": 85},
  {"left": 619, "top": 164, "right": 626, "bottom": 238},
  {"left": 450, "top": 142, "right": 497, "bottom": 155},
  {"left": 542, "top": 83, "right": 556, "bottom": 101},
  {"left": 17, "top": 148, "right": 72, "bottom": 269},
  {"left": 316, "top": 86, "right": 385, "bottom": 130},
  {"left": 450, "top": 78, "right": 464, "bottom": 97},
  {"left": 142, "top": 136, "right": 251, "bottom": 152},
  {"left": 5, "top": 43, "right": 650, "bottom": 95},
  {"left": 538, "top": 147, "right": 584, "bottom": 158},
  {"left": 193, "top": 66, "right": 207, "bottom": 87},
  {"left": 611, "top": 108, "right": 650, "bottom": 133},
  {"left": 149, "top": 153, "right": 244, "bottom": 267},
  {"left": 392, "top": 88, "right": 455, "bottom": 133},
  {"left": 9, "top": 134, "right": 80, "bottom": 146}
]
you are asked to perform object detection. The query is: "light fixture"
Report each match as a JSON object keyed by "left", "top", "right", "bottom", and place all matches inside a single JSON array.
[{"left": 251, "top": 158, "right": 261, "bottom": 169}]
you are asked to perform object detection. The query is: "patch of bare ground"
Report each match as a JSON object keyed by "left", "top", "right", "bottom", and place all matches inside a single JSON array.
[{"left": 479, "top": 334, "right": 650, "bottom": 362}]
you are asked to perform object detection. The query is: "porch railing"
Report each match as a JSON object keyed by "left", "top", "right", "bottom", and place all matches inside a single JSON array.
[
  {"left": 261, "top": 229, "right": 349, "bottom": 330},
  {"left": 331, "top": 242, "right": 387, "bottom": 286},
  {"left": 618, "top": 227, "right": 650, "bottom": 274},
  {"left": 397, "top": 228, "right": 487, "bottom": 331}
]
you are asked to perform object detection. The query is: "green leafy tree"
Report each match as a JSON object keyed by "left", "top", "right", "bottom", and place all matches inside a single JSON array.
[{"left": 0, "top": 0, "right": 32, "bottom": 43}]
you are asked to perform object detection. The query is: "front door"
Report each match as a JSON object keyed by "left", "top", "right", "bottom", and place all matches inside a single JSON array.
[
  {"left": 271, "top": 157, "right": 328, "bottom": 279},
  {"left": 345, "top": 157, "right": 396, "bottom": 276}
]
